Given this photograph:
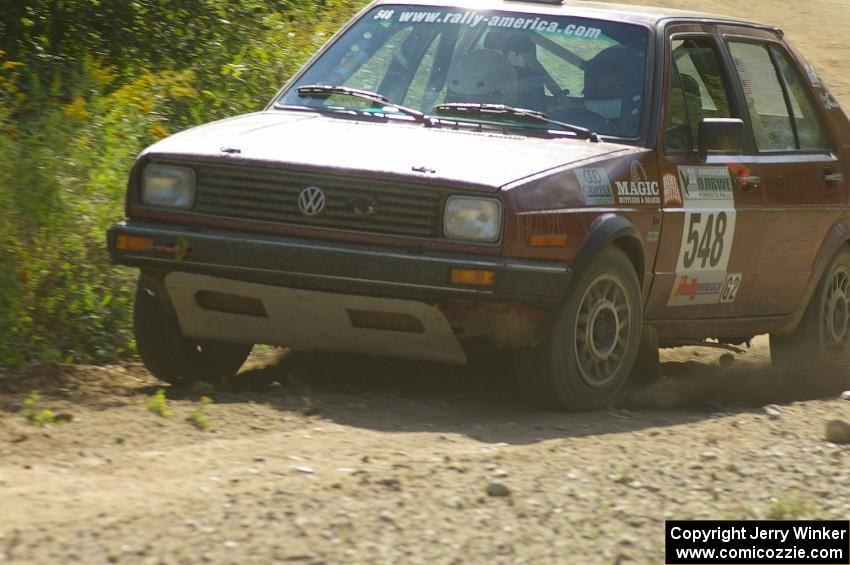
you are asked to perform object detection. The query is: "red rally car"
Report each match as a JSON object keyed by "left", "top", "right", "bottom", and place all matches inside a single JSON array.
[{"left": 108, "top": 0, "right": 850, "bottom": 410}]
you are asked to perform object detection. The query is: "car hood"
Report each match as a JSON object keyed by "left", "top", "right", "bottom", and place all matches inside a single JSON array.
[{"left": 143, "top": 110, "right": 634, "bottom": 190}]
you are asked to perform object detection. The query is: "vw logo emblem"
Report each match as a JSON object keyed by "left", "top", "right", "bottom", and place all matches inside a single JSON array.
[{"left": 298, "top": 186, "right": 326, "bottom": 216}]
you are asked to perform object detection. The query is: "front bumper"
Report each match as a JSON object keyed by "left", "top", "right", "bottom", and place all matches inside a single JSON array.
[{"left": 107, "top": 220, "right": 571, "bottom": 306}]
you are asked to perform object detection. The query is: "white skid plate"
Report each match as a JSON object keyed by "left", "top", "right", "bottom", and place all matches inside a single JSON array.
[{"left": 164, "top": 272, "right": 467, "bottom": 364}]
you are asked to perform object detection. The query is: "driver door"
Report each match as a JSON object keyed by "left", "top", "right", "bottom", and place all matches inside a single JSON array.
[{"left": 645, "top": 26, "right": 763, "bottom": 320}]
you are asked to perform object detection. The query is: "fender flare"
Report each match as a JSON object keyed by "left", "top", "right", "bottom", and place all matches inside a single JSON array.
[{"left": 569, "top": 213, "right": 646, "bottom": 292}]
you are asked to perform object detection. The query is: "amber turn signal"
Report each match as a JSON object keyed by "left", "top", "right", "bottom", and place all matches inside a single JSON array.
[
  {"left": 450, "top": 268, "right": 495, "bottom": 286},
  {"left": 114, "top": 234, "right": 154, "bottom": 252},
  {"left": 529, "top": 234, "right": 567, "bottom": 247}
]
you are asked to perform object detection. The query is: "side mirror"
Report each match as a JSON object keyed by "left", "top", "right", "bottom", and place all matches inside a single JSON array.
[{"left": 698, "top": 118, "right": 744, "bottom": 156}]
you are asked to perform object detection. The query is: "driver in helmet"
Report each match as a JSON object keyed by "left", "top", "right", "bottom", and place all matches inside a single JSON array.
[
  {"left": 445, "top": 49, "right": 518, "bottom": 106},
  {"left": 581, "top": 45, "right": 642, "bottom": 135}
]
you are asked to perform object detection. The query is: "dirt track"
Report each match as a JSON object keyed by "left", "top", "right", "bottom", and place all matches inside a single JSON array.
[
  {"left": 2, "top": 1, "right": 850, "bottom": 563},
  {"left": 1, "top": 337, "right": 849, "bottom": 563}
]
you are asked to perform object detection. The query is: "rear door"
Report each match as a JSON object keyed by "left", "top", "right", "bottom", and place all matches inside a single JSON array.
[
  {"left": 646, "top": 25, "right": 762, "bottom": 320},
  {"left": 719, "top": 28, "right": 847, "bottom": 315}
]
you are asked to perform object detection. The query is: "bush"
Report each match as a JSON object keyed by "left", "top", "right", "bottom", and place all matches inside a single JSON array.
[{"left": 0, "top": 1, "right": 368, "bottom": 368}]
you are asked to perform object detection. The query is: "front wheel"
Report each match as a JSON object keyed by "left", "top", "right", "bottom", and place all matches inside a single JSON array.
[
  {"left": 134, "top": 275, "right": 253, "bottom": 385},
  {"left": 516, "top": 247, "right": 643, "bottom": 411},
  {"left": 771, "top": 248, "right": 850, "bottom": 370}
]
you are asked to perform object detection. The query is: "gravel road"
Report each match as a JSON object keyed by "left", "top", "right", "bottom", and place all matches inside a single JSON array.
[{"left": 1, "top": 337, "right": 849, "bottom": 564}]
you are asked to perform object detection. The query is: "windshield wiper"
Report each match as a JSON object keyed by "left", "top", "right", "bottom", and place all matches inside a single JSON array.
[
  {"left": 431, "top": 103, "right": 599, "bottom": 142},
  {"left": 284, "top": 85, "right": 432, "bottom": 126}
]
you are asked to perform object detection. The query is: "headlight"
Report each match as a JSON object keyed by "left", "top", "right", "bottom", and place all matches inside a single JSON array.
[
  {"left": 444, "top": 196, "right": 502, "bottom": 242},
  {"left": 141, "top": 164, "right": 195, "bottom": 209}
]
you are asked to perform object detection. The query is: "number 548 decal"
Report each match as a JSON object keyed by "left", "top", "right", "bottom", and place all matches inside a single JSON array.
[
  {"left": 668, "top": 208, "right": 739, "bottom": 307},
  {"left": 676, "top": 210, "right": 736, "bottom": 273}
]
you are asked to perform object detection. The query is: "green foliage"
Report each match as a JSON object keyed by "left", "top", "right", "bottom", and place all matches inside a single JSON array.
[
  {"left": 188, "top": 396, "right": 214, "bottom": 430},
  {"left": 146, "top": 389, "right": 172, "bottom": 418},
  {"left": 21, "top": 391, "right": 56, "bottom": 427},
  {"left": 0, "top": 0, "right": 369, "bottom": 367},
  {"left": 765, "top": 493, "right": 818, "bottom": 520}
]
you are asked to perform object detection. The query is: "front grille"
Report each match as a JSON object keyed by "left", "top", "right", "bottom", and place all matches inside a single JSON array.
[{"left": 190, "top": 162, "right": 444, "bottom": 238}]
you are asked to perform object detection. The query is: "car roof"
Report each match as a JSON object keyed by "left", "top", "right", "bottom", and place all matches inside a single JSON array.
[{"left": 371, "top": 0, "right": 781, "bottom": 33}]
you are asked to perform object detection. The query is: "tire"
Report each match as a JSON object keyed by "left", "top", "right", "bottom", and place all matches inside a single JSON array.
[
  {"left": 516, "top": 247, "right": 643, "bottom": 411},
  {"left": 133, "top": 275, "right": 253, "bottom": 385},
  {"left": 770, "top": 247, "right": 850, "bottom": 371}
]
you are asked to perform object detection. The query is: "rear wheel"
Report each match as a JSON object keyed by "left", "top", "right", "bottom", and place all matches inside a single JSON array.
[
  {"left": 134, "top": 275, "right": 252, "bottom": 385},
  {"left": 516, "top": 247, "right": 643, "bottom": 411},
  {"left": 771, "top": 248, "right": 850, "bottom": 370}
]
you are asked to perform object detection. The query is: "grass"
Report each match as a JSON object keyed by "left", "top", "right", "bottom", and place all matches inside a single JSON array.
[
  {"left": 145, "top": 388, "right": 172, "bottom": 418},
  {"left": 187, "top": 395, "right": 214, "bottom": 430},
  {"left": 21, "top": 391, "right": 55, "bottom": 427},
  {"left": 765, "top": 493, "right": 818, "bottom": 520}
]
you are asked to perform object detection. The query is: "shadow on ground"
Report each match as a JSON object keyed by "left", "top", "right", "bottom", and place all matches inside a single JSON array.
[{"left": 2, "top": 345, "right": 848, "bottom": 445}]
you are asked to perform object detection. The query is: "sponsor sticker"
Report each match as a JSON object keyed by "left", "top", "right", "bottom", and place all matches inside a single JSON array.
[
  {"left": 668, "top": 273, "right": 743, "bottom": 307},
  {"left": 669, "top": 273, "right": 725, "bottom": 306},
  {"left": 662, "top": 173, "right": 682, "bottom": 206},
  {"left": 678, "top": 166, "right": 734, "bottom": 202},
  {"left": 821, "top": 91, "right": 842, "bottom": 110},
  {"left": 614, "top": 161, "right": 660, "bottom": 205},
  {"left": 668, "top": 166, "right": 740, "bottom": 307},
  {"left": 379, "top": 9, "right": 603, "bottom": 38},
  {"left": 575, "top": 168, "right": 614, "bottom": 205}
]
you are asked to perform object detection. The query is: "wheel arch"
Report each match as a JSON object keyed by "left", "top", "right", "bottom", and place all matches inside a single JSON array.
[
  {"left": 570, "top": 213, "right": 646, "bottom": 291},
  {"left": 781, "top": 215, "right": 850, "bottom": 335}
]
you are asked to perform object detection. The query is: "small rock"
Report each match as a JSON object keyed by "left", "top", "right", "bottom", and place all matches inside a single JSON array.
[
  {"left": 293, "top": 466, "right": 315, "bottom": 474},
  {"left": 718, "top": 353, "right": 735, "bottom": 368},
  {"left": 54, "top": 413, "right": 73, "bottom": 423},
  {"left": 825, "top": 420, "right": 850, "bottom": 444},
  {"left": 378, "top": 478, "right": 401, "bottom": 491},
  {"left": 223, "top": 540, "right": 238, "bottom": 549},
  {"left": 9, "top": 434, "right": 27, "bottom": 444},
  {"left": 379, "top": 510, "right": 394, "bottom": 523},
  {"left": 763, "top": 405, "right": 782, "bottom": 420},
  {"left": 486, "top": 482, "right": 511, "bottom": 497},
  {"left": 700, "top": 451, "right": 718, "bottom": 461},
  {"left": 840, "top": 391, "right": 850, "bottom": 401}
]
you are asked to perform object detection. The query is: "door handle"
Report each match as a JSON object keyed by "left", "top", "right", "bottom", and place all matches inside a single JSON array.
[
  {"left": 824, "top": 171, "right": 845, "bottom": 183},
  {"left": 734, "top": 176, "right": 761, "bottom": 190}
]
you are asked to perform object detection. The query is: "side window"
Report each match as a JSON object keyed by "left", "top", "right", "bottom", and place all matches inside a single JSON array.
[
  {"left": 727, "top": 41, "right": 795, "bottom": 150},
  {"left": 727, "top": 41, "right": 830, "bottom": 152},
  {"left": 665, "top": 37, "right": 734, "bottom": 153},
  {"left": 770, "top": 45, "right": 831, "bottom": 150}
]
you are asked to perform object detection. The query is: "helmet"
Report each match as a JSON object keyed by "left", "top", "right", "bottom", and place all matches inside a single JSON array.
[
  {"left": 583, "top": 46, "right": 637, "bottom": 120},
  {"left": 446, "top": 49, "right": 518, "bottom": 105}
]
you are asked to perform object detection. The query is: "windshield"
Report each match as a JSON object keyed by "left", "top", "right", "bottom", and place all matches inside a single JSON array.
[{"left": 277, "top": 5, "right": 650, "bottom": 138}]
